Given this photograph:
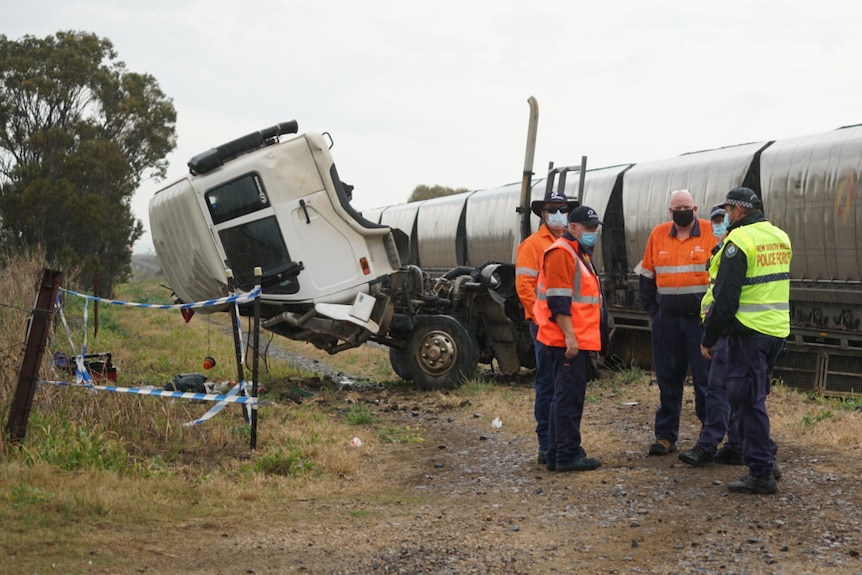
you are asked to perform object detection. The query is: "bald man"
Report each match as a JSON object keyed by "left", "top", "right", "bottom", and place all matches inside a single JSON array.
[{"left": 637, "top": 189, "right": 718, "bottom": 456}]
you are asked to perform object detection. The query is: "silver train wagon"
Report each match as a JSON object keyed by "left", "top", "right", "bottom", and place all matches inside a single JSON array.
[{"left": 363, "top": 124, "right": 862, "bottom": 396}]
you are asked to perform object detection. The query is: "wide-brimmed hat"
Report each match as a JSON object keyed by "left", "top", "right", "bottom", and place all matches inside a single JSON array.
[
  {"left": 530, "top": 189, "right": 579, "bottom": 216},
  {"left": 568, "top": 205, "right": 603, "bottom": 227}
]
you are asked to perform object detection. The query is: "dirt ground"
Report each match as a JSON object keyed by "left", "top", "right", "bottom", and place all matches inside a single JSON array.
[{"left": 101, "top": 366, "right": 862, "bottom": 575}]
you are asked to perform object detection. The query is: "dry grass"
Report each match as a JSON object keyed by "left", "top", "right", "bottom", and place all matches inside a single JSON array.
[{"left": 2, "top": 251, "right": 862, "bottom": 573}]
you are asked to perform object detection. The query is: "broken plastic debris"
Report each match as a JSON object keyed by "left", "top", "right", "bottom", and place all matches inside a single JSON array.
[
  {"left": 492, "top": 417, "right": 503, "bottom": 428},
  {"left": 350, "top": 437, "right": 363, "bottom": 447}
]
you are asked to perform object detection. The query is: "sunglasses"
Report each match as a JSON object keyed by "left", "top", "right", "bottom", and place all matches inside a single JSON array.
[{"left": 544, "top": 207, "right": 569, "bottom": 214}]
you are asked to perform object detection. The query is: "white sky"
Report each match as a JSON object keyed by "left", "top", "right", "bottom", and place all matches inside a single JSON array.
[{"left": 6, "top": 0, "right": 862, "bottom": 253}]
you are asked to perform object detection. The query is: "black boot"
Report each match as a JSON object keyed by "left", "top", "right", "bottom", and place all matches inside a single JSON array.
[
  {"left": 678, "top": 446, "right": 715, "bottom": 467},
  {"left": 728, "top": 473, "right": 777, "bottom": 494}
]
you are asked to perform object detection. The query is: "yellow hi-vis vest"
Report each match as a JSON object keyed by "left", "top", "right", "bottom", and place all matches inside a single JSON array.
[
  {"left": 700, "top": 247, "right": 721, "bottom": 321},
  {"left": 719, "top": 221, "right": 792, "bottom": 338}
]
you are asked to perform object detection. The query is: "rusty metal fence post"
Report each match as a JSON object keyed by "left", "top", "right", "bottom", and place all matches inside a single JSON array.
[{"left": 6, "top": 268, "right": 63, "bottom": 444}]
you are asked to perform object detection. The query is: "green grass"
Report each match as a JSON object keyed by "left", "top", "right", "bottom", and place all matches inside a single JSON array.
[
  {"left": 345, "top": 402, "right": 376, "bottom": 425},
  {"left": 378, "top": 424, "right": 425, "bottom": 444},
  {"left": 608, "top": 364, "right": 646, "bottom": 386},
  {"left": 252, "top": 447, "right": 316, "bottom": 477},
  {"left": 458, "top": 375, "right": 495, "bottom": 396},
  {"left": 20, "top": 417, "right": 136, "bottom": 473},
  {"left": 8, "top": 484, "right": 54, "bottom": 508},
  {"left": 801, "top": 409, "right": 835, "bottom": 427}
]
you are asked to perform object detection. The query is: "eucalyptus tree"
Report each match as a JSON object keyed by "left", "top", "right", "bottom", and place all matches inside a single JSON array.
[{"left": 0, "top": 31, "right": 176, "bottom": 294}]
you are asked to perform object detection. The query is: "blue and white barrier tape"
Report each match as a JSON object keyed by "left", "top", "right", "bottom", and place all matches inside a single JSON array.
[
  {"left": 40, "top": 380, "right": 257, "bottom": 405},
  {"left": 59, "top": 286, "right": 262, "bottom": 310},
  {"left": 182, "top": 382, "right": 248, "bottom": 427}
]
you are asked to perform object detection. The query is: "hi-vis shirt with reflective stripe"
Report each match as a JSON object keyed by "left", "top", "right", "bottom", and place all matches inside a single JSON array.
[
  {"left": 638, "top": 220, "right": 716, "bottom": 296},
  {"left": 515, "top": 225, "right": 558, "bottom": 321},
  {"left": 720, "top": 222, "right": 792, "bottom": 338},
  {"left": 533, "top": 236, "right": 602, "bottom": 350}
]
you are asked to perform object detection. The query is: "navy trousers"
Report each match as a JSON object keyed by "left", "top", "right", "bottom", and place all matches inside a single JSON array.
[
  {"left": 650, "top": 309, "right": 710, "bottom": 444},
  {"left": 530, "top": 321, "right": 554, "bottom": 453},
  {"left": 546, "top": 347, "right": 588, "bottom": 466},
  {"left": 697, "top": 336, "right": 778, "bottom": 462},
  {"left": 696, "top": 337, "right": 742, "bottom": 454},
  {"left": 725, "top": 333, "right": 783, "bottom": 478}
]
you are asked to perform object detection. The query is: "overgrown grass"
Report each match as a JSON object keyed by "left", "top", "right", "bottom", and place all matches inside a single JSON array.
[
  {"left": 1, "top": 252, "right": 401, "bottom": 570},
  {"left": 0, "top": 253, "right": 369, "bottom": 478}
]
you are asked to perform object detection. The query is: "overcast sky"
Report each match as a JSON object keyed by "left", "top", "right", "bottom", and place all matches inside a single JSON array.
[{"left": 7, "top": 1, "right": 862, "bottom": 253}]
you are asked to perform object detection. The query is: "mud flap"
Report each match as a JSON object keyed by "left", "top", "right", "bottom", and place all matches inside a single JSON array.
[{"left": 478, "top": 296, "right": 520, "bottom": 373}]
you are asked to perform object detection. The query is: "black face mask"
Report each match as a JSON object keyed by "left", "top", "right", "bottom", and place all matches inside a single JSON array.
[{"left": 672, "top": 209, "right": 695, "bottom": 228}]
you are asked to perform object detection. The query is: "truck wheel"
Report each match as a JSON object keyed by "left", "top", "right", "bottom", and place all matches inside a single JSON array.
[
  {"left": 388, "top": 346, "right": 412, "bottom": 381},
  {"left": 404, "top": 316, "right": 479, "bottom": 390}
]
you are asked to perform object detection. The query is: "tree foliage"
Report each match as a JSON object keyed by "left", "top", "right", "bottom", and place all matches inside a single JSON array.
[
  {"left": 407, "top": 184, "right": 470, "bottom": 203},
  {"left": 0, "top": 31, "right": 177, "bottom": 295}
]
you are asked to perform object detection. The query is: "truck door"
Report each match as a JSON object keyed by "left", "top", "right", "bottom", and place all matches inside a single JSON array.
[{"left": 205, "top": 172, "right": 300, "bottom": 294}]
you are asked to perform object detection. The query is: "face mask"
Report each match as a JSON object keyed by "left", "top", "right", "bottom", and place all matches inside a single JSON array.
[
  {"left": 579, "top": 232, "right": 598, "bottom": 247},
  {"left": 712, "top": 221, "right": 727, "bottom": 239},
  {"left": 546, "top": 211, "right": 568, "bottom": 229},
  {"left": 672, "top": 209, "right": 695, "bottom": 227}
]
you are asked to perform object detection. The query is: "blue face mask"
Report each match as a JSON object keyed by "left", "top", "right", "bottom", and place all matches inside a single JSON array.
[
  {"left": 546, "top": 211, "right": 568, "bottom": 229},
  {"left": 580, "top": 232, "right": 598, "bottom": 247},
  {"left": 712, "top": 214, "right": 729, "bottom": 239}
]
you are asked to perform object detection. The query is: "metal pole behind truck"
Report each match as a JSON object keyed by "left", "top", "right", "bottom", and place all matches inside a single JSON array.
[
  {"left": 251, "top": 267, "right": 261, "bottom": 450},
  {"left": 6, "top": 268, "right": 64, "bottom": 444},
  {"left": 226, "top": 268, "right": 261, "bottom": 450},
  {"left": 518, "top": 96, "right": 539, "bottom": 243}
]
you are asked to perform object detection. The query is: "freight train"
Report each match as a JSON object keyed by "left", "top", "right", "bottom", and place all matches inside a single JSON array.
[
  {"left": 361, "top": 123, "right": 862, "bottom": 396},
  {"left": 149, "top": 118, "right": 862, "bottom": 395}
]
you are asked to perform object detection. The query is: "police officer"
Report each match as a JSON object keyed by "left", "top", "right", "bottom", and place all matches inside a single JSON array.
[
  {"left": 533, "top": 205, "right": 606, "bottom": 472},
  {"left": 516, "top": 190, "right": 578, "bottom": 465},
  {"left": 638, "top": 189, "right": 718, "bottom": 456},
  {"left": 680, "top": 202, "right": 783, "bottom": 475},
  {"left": 699, "top": 187, "right": 791, "bottom": 495}
]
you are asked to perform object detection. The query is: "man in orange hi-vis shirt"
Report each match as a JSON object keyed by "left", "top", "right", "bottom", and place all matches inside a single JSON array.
[
  {"left": 515, "top": 189, "right": 578, "bottom": 465},
  {"left": 637, "top": 189, "right": 718, "bottom": 457},
  {"left": 533, "top": 205, "right": 607, "bottom": 473}
]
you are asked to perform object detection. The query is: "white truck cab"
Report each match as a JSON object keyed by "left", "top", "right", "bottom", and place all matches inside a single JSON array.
[{"left": 150, "top": 122, "right": 403, "bottom": 309}]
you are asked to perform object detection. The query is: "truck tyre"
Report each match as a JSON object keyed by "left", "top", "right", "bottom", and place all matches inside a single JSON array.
[
  {"left": 388, "top": 346, "right": 411, "bottom": 381},
  {"left": 404, "top": 316, "right": 479, "bottom": 390}
]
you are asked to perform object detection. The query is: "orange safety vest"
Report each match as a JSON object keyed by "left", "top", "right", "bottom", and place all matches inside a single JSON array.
[
  {"left": 533, "top": 236, "right": 602, "bottom": 350},
  {"left": 515, "top": 225, "right": 559, "bottom": 321},
  {"left": 638, "top": 219, "right": 716, "bottom": 297}
]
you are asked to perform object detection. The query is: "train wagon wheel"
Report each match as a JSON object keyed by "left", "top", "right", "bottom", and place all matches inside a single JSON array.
[
  {"left": 404, "top": 316, "right": 478, "bottom": 390},
  {"left": 388, "top": 346, "right": 412, "bottom": 381}
]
